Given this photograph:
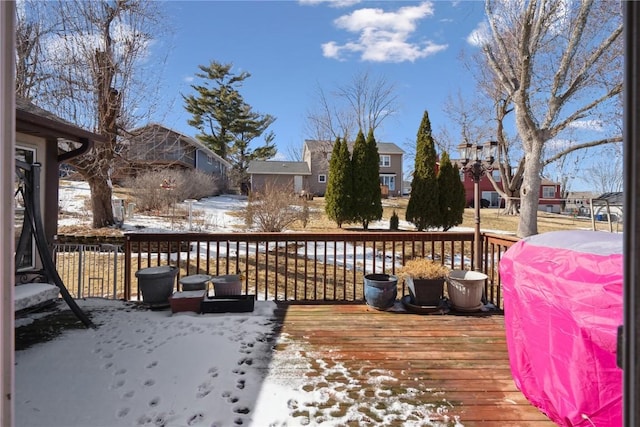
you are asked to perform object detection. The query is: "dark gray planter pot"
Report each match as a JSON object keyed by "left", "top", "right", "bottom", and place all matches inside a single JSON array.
[
  {"left": 405, "top": 276, "right": 445, "bottom": 306},
  {"left": 135, "top": 266, "right": 178, "bottom": 305}
]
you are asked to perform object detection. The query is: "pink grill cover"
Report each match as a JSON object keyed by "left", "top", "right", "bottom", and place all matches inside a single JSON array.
[{"left": 499, "top": 230, "right": 622, "bottom": 426}]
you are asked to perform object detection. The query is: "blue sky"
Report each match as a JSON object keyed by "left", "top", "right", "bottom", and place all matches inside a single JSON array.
[{"left": 157, "top": 0, "right": 487, "bottom": 171}]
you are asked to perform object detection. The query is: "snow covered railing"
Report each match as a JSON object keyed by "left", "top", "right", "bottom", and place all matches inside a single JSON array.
[{"left": 123, "top": 231, "right": 517, "bottom": 309}]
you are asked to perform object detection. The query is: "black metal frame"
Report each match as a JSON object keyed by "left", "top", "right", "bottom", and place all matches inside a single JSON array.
[
  {"left": 15, "top": 160, "right": 94, "bottom": 328},
  {"left": 624, "top": 3, "right": 640, "bottom": 424}
]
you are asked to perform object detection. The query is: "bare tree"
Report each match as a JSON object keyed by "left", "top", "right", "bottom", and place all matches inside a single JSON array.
[
  {"left": 16, "top": 0, "right": 169, "bottom": 228},
  {"left": 478, "top": 0, "right": 622, "bottom": 237},
  {"left": 441, "top": 84, "right": 524, "bottom": 214},
  {"left": 582, "top": 146, "right": 624, "bottom": 194},
  {"left": 15, "top": 0, "right": 55, "bottom": 100},
  {"left": 305, "top": 70, "right": 399, "bottom": 143}
]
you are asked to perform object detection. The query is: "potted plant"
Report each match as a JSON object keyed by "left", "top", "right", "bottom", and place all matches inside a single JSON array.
[{"left": 399, "top": 258, "right": 450, "bottom": 306}]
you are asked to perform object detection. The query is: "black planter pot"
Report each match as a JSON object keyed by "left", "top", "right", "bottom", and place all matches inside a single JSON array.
[{"left": 405, "top": 276, "right": 445, "bottom": 306}]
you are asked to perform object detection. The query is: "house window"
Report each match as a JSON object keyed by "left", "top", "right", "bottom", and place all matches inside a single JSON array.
[
  {"left": 207, "top": 155, "right": 213, "bottom": 165},
  {"left": 318, "top": 174, "right": 326, "bottom": 183},
  {"left": 542, "top": 186, "right": 555, "bottom": 198},
  {"left": 379, "top": 155, "right": 391, "bottom": 167},
  {"left": 459, "top": 170, "right": 465, "bottom": 181},
  {"left": 15, "top": 146, "right": 36, "bottom": 271},
  {"left": 492, "top": 170, "right": 501, "bottom": 182},
  {"left": 380, "top": 175, "right": 395, "bottom": 191}
]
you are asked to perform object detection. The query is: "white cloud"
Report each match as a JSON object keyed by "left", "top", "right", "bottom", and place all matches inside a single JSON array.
[
  {"left": 183, "top": 76, "right": 194, "bottom": 83},
  {"left": 322, "top": 1, "right": 448, "bottom": 63},
  {"left": 467, "top": 21, "right": 490, "bottom": 47},
  {"left": 44, "top": 21, "right": 152, "bottom": 67},
  {"left": 545, "top": 138, "right": 573, "bottom": 152},
  {"left": 569, "top": 120, "right": 605, "bottom": 132},
  {"left": 299, "top": 0, "right": 362, "bottom": 7}
]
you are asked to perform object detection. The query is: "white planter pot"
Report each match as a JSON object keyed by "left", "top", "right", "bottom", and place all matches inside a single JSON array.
[
  {"left": 446, "top": 270, "right": 487, "bottom": 311},
  {"left": 211, "top": 274, "right": 242, "bottom": 296}
]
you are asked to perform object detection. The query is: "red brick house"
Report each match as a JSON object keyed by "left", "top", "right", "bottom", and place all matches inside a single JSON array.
[{"left": 453, "top": 160, "right": 563, "bottom": 212}]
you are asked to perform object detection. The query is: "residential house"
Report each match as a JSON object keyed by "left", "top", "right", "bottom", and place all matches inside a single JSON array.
[
  {"left": 538, "top": 178, "right": 564, "bottom": 213},
  {"left": 15, "top": 97, "right": 105, "bottom": 263},
  {"left": 122, "top": 123, "right": 231, "bottom": 189},
  {"left": 301, "top": 139, "right": 404, "bottom": 197},
  {"left": 565, "top": 191, "right": 597, "bottom": 216},
  {"left": 454, "top": 159, "right": 563, "bottom": 212},
  {"left": 246, "top": 161, "right": 311, "bottom": 194},
  {"left": 454, "top": 160, "right": 506, "bottom": 208}
]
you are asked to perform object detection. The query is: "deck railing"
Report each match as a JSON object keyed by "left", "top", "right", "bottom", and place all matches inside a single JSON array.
[
  {"left": 53, "top": 243, "right": 125, "bottom": 299},
  {"left": 120, "top": 231, "right": 520, "bottom": 309}
]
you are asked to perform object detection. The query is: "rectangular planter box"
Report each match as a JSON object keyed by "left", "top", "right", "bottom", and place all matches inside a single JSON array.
[
  {"left": 169, "top": 290, "right": 206, "bottom": 313},
  {"left": 201, "top": 295, "right": 255, "bottom": 313}
]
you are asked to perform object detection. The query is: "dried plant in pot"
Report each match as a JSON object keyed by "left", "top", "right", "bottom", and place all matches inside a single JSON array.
[{"left": 399, "top": 258, "right": 450, "bottom": 306}]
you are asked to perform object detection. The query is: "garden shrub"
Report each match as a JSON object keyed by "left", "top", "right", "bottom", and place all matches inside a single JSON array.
[
  {"left": 126, "top": 169, "right": 220, "bottom": 212},
  {"left": 244, "top": 184, "right": 309, "bottom": 232}
]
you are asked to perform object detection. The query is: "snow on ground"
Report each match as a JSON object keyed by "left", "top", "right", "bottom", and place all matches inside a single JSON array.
[{"left": 15, "top": 298, "right": 461, "bottom": 427}]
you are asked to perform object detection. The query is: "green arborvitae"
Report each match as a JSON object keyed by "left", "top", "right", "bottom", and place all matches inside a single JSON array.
[
  {"left": 352, "top": 129, "right": 382, "bottom": 230},
  {"left": 325, "top": 137, "right": 353, "bottom": 227},
  {"left": 406, "top": 111, "right": 440, "bottom": 231},
  {"left": 389, "top": 210, "right": 399, "bottom": 230},
  {"left": 437, "top": 151, "right": 465, "bottom": 231},
  {"left": 183, "top": 61, "right": 276, "bottom": 188}
]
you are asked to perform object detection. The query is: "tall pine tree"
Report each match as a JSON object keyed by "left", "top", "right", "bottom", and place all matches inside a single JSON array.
[
  {"left": 183, "top": 61, "right": 276, "bottom": 188},
  {"left": 352, "top": 129, "right": 382, "bottom": 230},
  {"left": 406, "top": 111, "right": 440, "bottom": 231},
  {"left": 325, "top": 137, "right": 353, "bottom": 227},
  {"left": 437, "top": 151, "right": 466, "bottom": 231}
]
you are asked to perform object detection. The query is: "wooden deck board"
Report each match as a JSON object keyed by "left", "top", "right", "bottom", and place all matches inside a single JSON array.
[{"left": 271, "top": 302, "right": 554, "bottom": 426}]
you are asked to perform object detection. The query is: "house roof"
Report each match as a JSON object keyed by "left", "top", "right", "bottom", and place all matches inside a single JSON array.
[
  {"left": 126, "top": 123, "right": 232, "bottom": 168},
  {"left": 540, "top": 178, "right": 560, "bottom": 186},
  {"left": 16, "top": 97, "right": 105, "bottom": 162},
  {"left": 247, "top": 161, "right": 311, "bottom": 175},
  {"left": 303, "top": 139, "right": 403, "bottom": 154}
]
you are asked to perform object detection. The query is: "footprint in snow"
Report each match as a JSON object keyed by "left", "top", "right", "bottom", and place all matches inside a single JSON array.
[
  {"left": 196, "top": 381, "right": 213, "bottom": 398},
  {"left": 187, "top": 413, "right": 204, "bottom": 426},
  {"left": 116, "top": 407, "right": 130, "bottom": 418}
]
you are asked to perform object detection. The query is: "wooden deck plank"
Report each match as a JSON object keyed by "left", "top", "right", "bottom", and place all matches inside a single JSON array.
[{"left": 271, "top": 302, "right": 555, "bottom": 425}]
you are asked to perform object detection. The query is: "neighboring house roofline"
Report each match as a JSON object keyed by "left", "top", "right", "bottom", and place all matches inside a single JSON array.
[
  {"left": 247, "top": 160, "right": 311, "bottom": 175},
  {"left": 303, "top": 139, "right": 404, "bottom": 154},
  {"left": 127, "top": 123, "right": 233, "bottom": 169}
]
